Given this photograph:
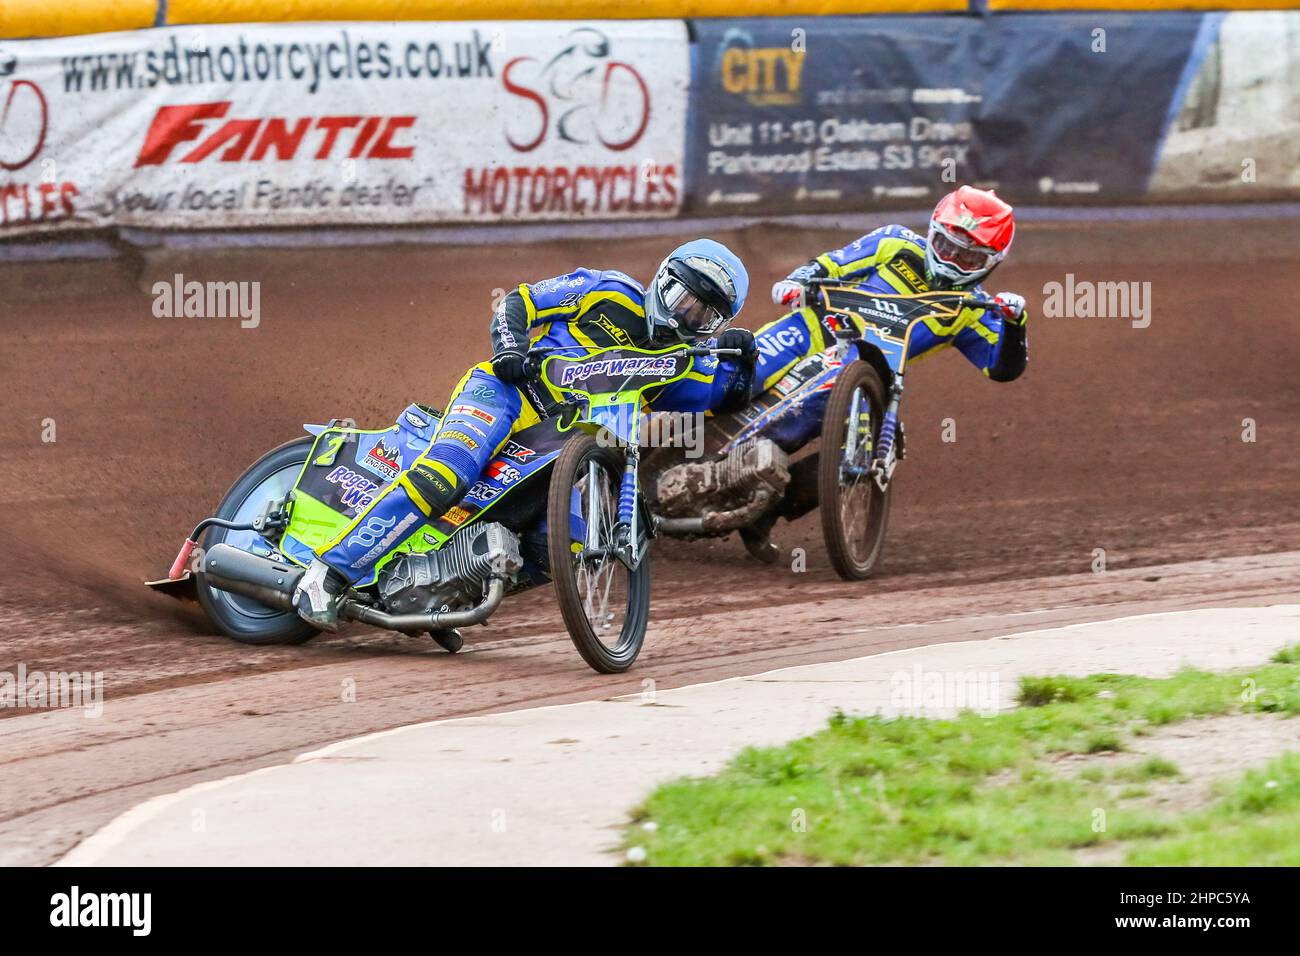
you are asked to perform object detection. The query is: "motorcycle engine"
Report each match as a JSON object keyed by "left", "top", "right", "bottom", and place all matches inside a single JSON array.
[
  {"left": 655, "top": 438, "right": 790, "bottom": 527},
  {"left": 378, "top": 522, "right": 524, "bottom": 614}
]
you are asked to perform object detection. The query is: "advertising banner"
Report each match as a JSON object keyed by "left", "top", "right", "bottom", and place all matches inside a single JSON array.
[
  {"left": 687, "top": 14, "right": 1205, "bottom": 214},
  {"left": 0, "top": 20, "right": 689, "bottom": 234}
]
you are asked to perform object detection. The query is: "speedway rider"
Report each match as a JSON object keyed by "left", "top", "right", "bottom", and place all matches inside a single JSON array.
[
  {"left": 293, "top": 239, "right": 757, "bottom": 634},
  {"left": 763, "top": 185, "right": 1028, "bottom": 392},
  {"left": 740, "top": 186, "right": 1030, "bottom": 554}
]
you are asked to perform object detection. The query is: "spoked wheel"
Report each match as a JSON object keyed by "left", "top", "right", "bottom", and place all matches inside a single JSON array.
[
  {"left": 818, "top": 360, "right": 893, "bottom": 581},
  {"left": 195, "top": 437, "right": 320, "bottom": 646},
  {"left": 547, "top": 433, "right": 651, "bottom": 674}
]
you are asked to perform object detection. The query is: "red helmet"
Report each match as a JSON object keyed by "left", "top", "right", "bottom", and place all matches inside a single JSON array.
[{"left": 925, "top": 187, "right": 1015, "bottom": 287}]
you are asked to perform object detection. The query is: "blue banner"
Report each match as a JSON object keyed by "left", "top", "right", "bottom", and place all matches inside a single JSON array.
[{"left": 686, "top": 14, "right": 1209, "bottom": 214}]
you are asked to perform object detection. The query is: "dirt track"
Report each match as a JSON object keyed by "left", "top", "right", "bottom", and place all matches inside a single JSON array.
[{"left": 2, "top": 217, "right": 1299, "bottom": 864}]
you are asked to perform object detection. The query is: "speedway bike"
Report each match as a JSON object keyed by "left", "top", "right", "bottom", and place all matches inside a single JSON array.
[
  {"left": 643, "top": 284, "right": 995, "bottom": 580},
  {"left": 148, "top": 341, "right": 739, "bottom": 673}
]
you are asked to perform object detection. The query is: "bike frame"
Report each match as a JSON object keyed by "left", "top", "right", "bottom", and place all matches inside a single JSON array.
[
  {"left": 813, "top": 286, "right": 991, "bottom": 489},
  {"left": 535, "top": 342, "right": 722, "bottom": 569}
]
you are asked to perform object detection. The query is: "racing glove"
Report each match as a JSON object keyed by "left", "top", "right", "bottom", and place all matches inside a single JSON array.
[
  {"left": 491, "top": 350, "right": 530, "bottom": 384},
  {"left": 993, "top": 292, "right": 1027, "bottom": 326},
  {"left": 771, "top": 280, "right": 805, "bottom": 308},
  {"left": 716, "top": 328, "right": 757, "bottom": 368},
  {"left": 987, "top": 293, "right": 1029, "bottom": 383}
]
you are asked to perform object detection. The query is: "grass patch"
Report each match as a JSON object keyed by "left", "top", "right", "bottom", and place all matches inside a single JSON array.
[
  {"left": 1270, "top": 643, "right": 1300, "bottom": 665},
  {"left": 625, "top": 654, "right": 1300, "bottom": 866},
  {"left": 1125, "top": 753, "right": 1300, "bottom": 865},
  {"left": 1018, "top": 675, "right": 1087, "bottom": 707},
  {"left": 1082, "top": 729, "right": 1124, "bottom": 754},
  {"left": 1113, "top": 757, "right": 1181, "bottom": 782}
]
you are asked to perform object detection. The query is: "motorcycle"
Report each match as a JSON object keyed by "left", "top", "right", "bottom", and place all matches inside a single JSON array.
[
  {"left": 643, "top": 283, "right": 993, "bottom": 580},
  {"left": 147, "top": 341, "right": 740, "bottom": 673}
]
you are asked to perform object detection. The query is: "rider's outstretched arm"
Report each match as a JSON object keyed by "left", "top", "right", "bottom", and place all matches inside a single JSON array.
[{"left": 954, "top": 304, "right": 1029, "bottom": 382}]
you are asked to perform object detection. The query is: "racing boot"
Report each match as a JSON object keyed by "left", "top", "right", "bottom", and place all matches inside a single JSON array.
[{"left": 294, "top": 559, "right": 348, "bottom": 631}]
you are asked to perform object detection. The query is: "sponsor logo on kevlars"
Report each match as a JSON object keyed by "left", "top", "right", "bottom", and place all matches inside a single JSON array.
[
  {"left": 351, "top": 512, "right": 419, "bottom": 568},
  {"left": 451, "top": 404, "right": 496, "bottom": 426},
  {"left": 486, "top": 460, "right": 522, "bottom": 484},
  {"left": 501, "top": 440, "right": 535, "bottom": 463},
  {"left": 442, "top": 506, "right": 472, "bottom": 527},
  {"left": 466, "top": 480, "right": 502, "bottom": 502}
]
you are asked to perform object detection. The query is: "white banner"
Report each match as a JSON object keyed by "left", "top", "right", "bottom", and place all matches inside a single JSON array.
[
  {"left": 0, "top": 20, "right": 689, "bottom": 234},
  {"left": 1151, "top": 11, "right": 1300, "bottom": 200}
]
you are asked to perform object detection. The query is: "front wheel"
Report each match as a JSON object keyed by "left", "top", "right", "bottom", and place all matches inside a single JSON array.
[
  {"left": 547, "top": 433, "right": 651, "bottom": 673},
  {"left": 818, "top": 360, "right": 893, "bottom": 580},
  {"left": 195, "top": 437, "right": 320, "bottom": 646}
]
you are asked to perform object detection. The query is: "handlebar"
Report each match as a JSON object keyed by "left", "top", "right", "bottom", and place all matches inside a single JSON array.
[
  {"left": 802, "top": 279, "right": 998, "bottom": 310},
  {"left": 686, "top": 346, "right": 742, "bottom": 357},
  {"left": 524, "top": 343, "right": 741, "bottom": 364}
]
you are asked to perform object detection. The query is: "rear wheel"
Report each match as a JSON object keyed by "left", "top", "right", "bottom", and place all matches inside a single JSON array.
[
  {"left": 195, "top": 437, "right": 320, "bottom": 646},
  {"left": 818, "top": 361, "right": 893, "bottom": 580},
  {"left": 547, "top": 433, "right": 651, "bottom": 673}
]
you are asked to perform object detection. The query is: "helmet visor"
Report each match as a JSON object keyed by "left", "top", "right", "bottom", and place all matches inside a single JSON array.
[
  {"left": 930, "top": 225, "right": 997, "bottom": 276},
  {"left": 658, "top": 275, "right": 726, "bottom": 336}
]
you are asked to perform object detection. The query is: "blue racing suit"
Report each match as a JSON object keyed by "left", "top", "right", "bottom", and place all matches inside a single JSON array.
[
  {"left": 314, "top": 268, "right": 754, "bottom": 582},
  {"left": 752, "top": 225, "right": 1028, "bottom": 395}
]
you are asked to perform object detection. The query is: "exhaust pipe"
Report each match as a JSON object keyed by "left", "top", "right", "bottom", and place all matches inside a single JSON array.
[
  {"left": 341, "top": 577, "right": 507, "bottom": 633},
  {"left": 200, "top": 544, "right": 302, "bottom": 611},
  {"left": 204, "top": 577, "right": 296, "bottom": 611},
  {"left": 655, "top": 515, "right": 706, "bottom": 534},
  {"left": 656, "top": 487, "right": 779, "bottom": 535},
  {"left": 200, "top": 542, "right": 507, "bottom": 632}
]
